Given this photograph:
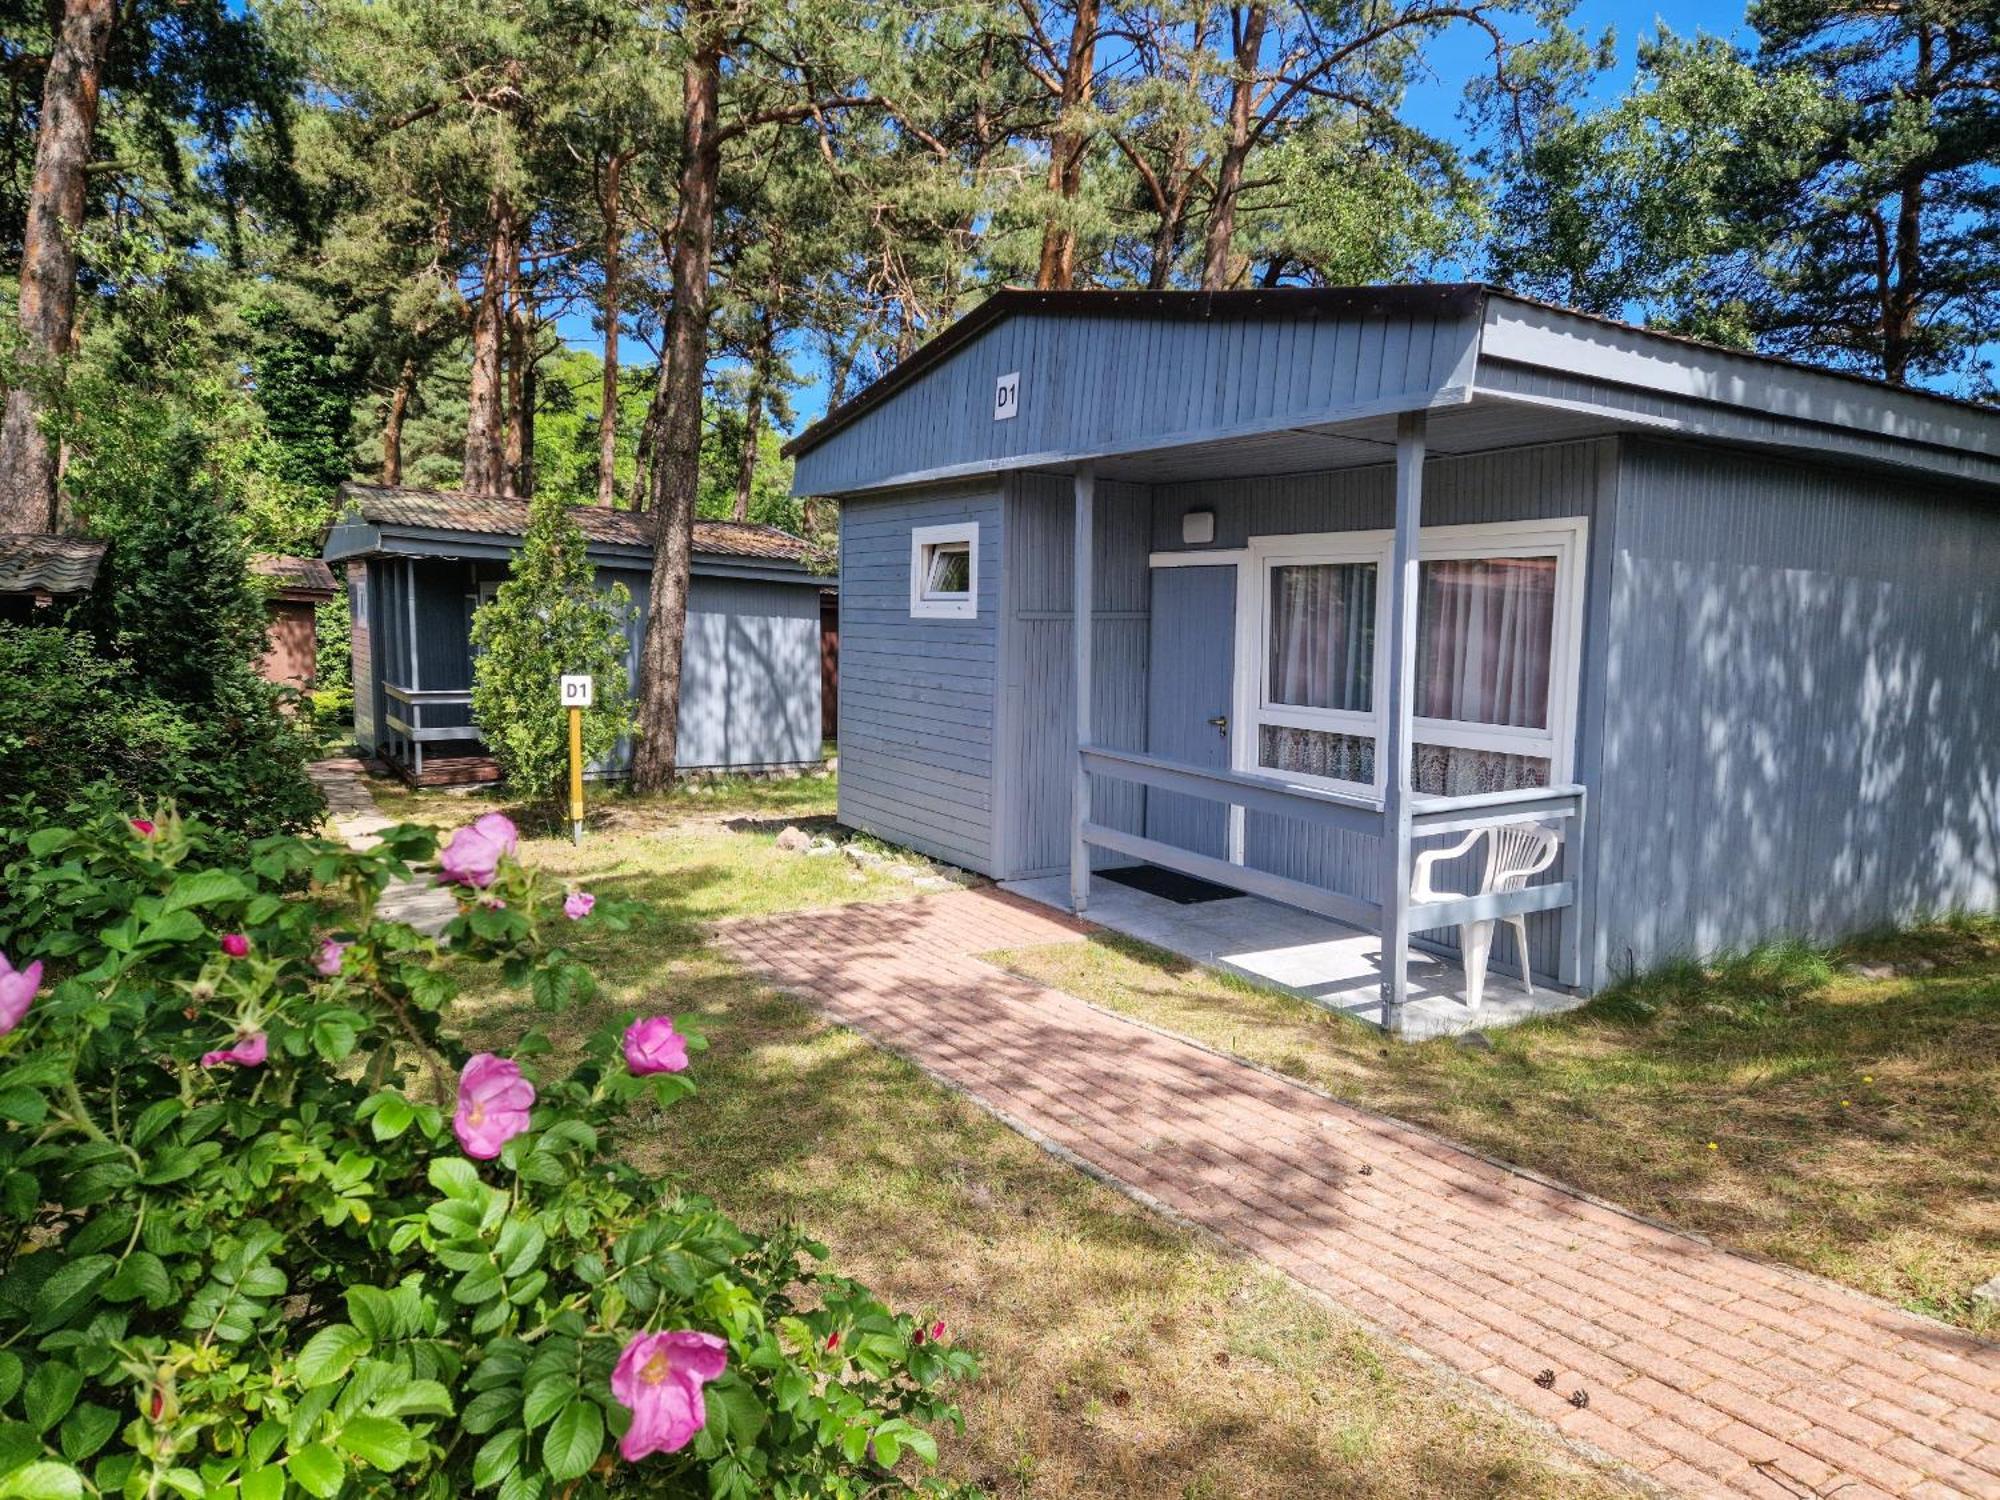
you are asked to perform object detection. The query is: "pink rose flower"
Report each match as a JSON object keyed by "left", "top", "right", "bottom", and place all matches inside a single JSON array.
[
  {"left": 623, "top": 1016, "right": 688, "bottom": 1076},
  {"left": 452, "top": 1053, "right": 535, "bottom": 1159},
  {"left": 438, "top": 813, "right": 518, "bottom": 889},
  {"left": 563, "top": 890, "right": 595, "bottom": 921},
  {"left": 0, "top": 951, "right": 42, "bottom": 1035},
  {"left": 200, "top": 1031, "right": 267, "bottom": 1068},
  {"left": 610, "top": 1330, "right": 727, "bottom": 1461},
  {"left": 314, "top": 939, "right": 349, "bottom": 977},
  {"left": 220, "top": 933, "right": 250, "bottom": 958},
  {"left": 130, "top": 818, "right": 156, "bottom": 837}
]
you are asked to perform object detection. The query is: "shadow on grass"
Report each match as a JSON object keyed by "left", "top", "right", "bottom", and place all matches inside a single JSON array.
[
  {"left": 993, "top": 922, "right": 2000, "bottom": 1333},
  {"left": 449, "top": 851, "right": 1631, "bottom": 1499}
]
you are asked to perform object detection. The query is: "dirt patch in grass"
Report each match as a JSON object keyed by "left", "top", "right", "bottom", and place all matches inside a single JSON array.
[
  {"left": 989, "top": 925, "right": 2000, "bottom": 1333},
  {"left": 432, "top": 782, "right": 1634, "bottom": 1499}
]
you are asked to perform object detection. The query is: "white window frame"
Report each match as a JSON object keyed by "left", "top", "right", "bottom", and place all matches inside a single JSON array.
[
  {"left": 1231, "top": 517, "right": 1589, "bottom": 801},
  {"left": 910, "top": 522, "right": 979, "bottom": 619}
]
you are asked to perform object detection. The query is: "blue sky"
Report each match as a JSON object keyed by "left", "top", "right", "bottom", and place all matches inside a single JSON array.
[{"left": 558, "top": 0, "right": 1757, "bottom": 429}]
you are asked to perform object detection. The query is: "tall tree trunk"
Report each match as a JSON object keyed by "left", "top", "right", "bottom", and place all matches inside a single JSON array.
[
  {"left": 733, "top": 300, "right": 774, "bottom": 522},
  {"left": 1880, "top": 25, "right": 1933, "bottom": 386},
  {"left": 503, "top": 297, "right": 529, "bottom": 496},
  {"left": 1200, "top": 2, "right": 1267, "bottom": 291},
  {"left": 596, "top": 152, "right": 626, "bottom": 506},
  {"left": 632, "top": 31, "right": 723, "bottom": 790},
  {"left": 1035, "top": 0, "right": 1101, "bottom": 290},
  {"left": 382, "top": 356, "right": 415, "bottom": 485},
  {"left": 627, "top": 384, "right": 660, "bottom": 511},
  {"left": 462, "top": 192, "right": 511, "bottom": 495},
  {"left": 0, "top": 0, "right": 115, "bottom": 533},
  {"left": 733, "top": 382, "right": 762, "bottom": 522},
  {"left": 515, "top": 354, "right": 536, "bottom": 496}
]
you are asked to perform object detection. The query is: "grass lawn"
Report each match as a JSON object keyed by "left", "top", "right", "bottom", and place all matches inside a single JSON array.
[
  {"left": 387, "top": 776, "right": 1633, "bottom": 1499},
  {"left": 991, "top": 925, "right": 2000, "bottom": 1334}
]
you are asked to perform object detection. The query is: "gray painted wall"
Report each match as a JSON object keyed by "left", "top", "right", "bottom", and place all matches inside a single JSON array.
[
  {"left": 354, "top": 557, "right": 822, "bottom": 776},
  {"left": 997, "top": 474, "right": 1151, "bottom": 878},
  {"left": 1594, "top": 438, "right": 2000, "bottom": 976},
  {"left": 679, "top": 574, "right": 822, "bottom": 770},
  {"left": 794, "top": 306, "right": 1479, "bottom": 496},
  {"left": 835, "top": 486, "right": 1003, "bottom": 871}
]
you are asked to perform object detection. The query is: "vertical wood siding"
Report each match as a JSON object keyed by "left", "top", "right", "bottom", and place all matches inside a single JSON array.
[
  {"left": 1596, "top": 438, "right": 2000, "bottom": 976},
  {"left": 997, "top": 474, "right": 1152, "bottom": 877},
  {"left": 794, "top": 308, "right": 1479, "bottom": 496},
  {"left": 676, "top": 575, "right": 823, "bottom": 769},
  {"left": 367, "top": 559, "right": 822, "bottom": 777},
  {"left": 835, "top": 486, "right": 1003, "bottom": 871}
]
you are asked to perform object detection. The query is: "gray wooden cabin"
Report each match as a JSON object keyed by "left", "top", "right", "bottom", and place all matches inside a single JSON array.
[
  {"left": 324, "top": 487, "right": 827, "bottom": 784},
  {"left": 786, "top": 285, "right": 2000, "bottom": 1029}
]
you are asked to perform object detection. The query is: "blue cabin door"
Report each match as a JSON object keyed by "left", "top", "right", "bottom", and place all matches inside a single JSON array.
[{"left": 1144, "top": 564, "right": 1236, "bottom": 860}]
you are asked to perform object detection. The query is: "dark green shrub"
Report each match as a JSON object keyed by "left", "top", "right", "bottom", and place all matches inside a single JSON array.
[{"left": 0, "top": 805, "right": 975, "bottom": 1497}]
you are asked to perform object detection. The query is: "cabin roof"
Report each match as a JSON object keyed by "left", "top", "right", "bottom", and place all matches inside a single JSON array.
[
  {"left": 784, "top": 284, "right": 2000, "bottom": 495},
  {"left": 334, "top": 486, "right": 815, "bottom": 563},
  {"left": 251, "top": 553, "right": 338, "bottom": 598},
  {"left": 0, "top": 533, "right": 107, "bottom": 596}
]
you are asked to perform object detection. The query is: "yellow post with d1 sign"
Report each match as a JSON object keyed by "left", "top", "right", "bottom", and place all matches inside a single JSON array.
[{"left": 560, "top": 674, "right": 593, "bottom": 844}]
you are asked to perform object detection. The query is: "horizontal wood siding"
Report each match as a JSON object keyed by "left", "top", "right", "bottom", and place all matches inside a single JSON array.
[
  {"left": 795, "top": 308, "right": 1479, "bottom": 496},
  {"left": 836, "top": 487, "right": 1002, "bottom": 871},
  {"left": 1597, "top": 438, "right": 2000, "bottom": 975},
  {"left": 1152, "top": 440, "right": 1610, "bottom": 980},
  {"left": 998, "top": 474, "right": 1151, "bottom": 878}
]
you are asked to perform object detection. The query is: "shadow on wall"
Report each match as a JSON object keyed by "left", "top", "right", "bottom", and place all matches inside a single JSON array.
[{"left": 1598, "top": 446, "right": 2000, "bottom": 975}]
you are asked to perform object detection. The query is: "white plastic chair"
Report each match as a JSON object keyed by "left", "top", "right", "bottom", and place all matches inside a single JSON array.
[{"left": 1410, "top": 823, "right": 1562, "bottom": 1012}]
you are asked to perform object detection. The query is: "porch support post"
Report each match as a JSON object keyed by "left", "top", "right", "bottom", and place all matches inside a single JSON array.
[
  {"left": 1379, "top": 411, "right": 1426, "bottom": 1033},
  {"left": 1069, "top": 464, "right": 1095, "bottom": 913},
  {"left": 405, "top": 558, "right": 423, "bottom": 779}
]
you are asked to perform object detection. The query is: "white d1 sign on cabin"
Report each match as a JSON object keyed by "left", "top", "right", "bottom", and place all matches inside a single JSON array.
[
  {"left": 993, "top": 370, "right": 1020, "bottom": 421},
  {"left": 559, "top": 674, "right": 594, "bottom": 707}
]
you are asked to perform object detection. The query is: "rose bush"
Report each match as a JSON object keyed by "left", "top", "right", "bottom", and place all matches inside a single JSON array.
[{"left": 0, "top": 805, "right": 975, "bottom": 1498}]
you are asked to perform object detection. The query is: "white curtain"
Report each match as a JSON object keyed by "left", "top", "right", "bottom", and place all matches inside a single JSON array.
[
  {"left": 1268, "top": 562, "right": 1374, "bottom": 711},
  {"left": 1415, "top": 557, "right": 1555, "bottom": 728}
]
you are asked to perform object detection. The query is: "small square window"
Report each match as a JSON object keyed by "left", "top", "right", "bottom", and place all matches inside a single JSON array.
[{"left": 910, "top": 523, "right": 978, "bottom": 619}]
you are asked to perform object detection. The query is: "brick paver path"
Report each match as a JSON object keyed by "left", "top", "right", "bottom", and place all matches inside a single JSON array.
[{"left": 716, "top": 888, "right": 2000, "bottom": 1500}]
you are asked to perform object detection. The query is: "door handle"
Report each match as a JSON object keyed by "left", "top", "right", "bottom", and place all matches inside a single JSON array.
[{"left": 1207, "top": 715, "right": 1228, "bottom": 735}]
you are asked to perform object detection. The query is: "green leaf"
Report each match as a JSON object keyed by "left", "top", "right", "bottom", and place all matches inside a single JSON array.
[
  {"left": 24, "top": 829, "right": 73, "bottom": 858},
  {"left": 541, "top": 1398, "right": 603, "bottom": 1483},
  {"left": 285, "top": 1443, "right": 343, "bottom": 1499},
  {"left": 427, "top": 1158, "right": 482, "bottom": 1201},
  {"left": 22, "top": 1361, "right": 81, "bottom": 1433},
  {"left": 335, "top": 1414, "right": 410, "bottom": 1471},
  {"left": 133, "top": 910, "right": 204, "bottom": 948},
  {"left": 101, "top": 1252, "right": 172, "bottom": 1310},
  {"left": 459, "top": 1389, "right": 517, "bottom": 1437},
  {"left": 29, "top": 1258, "right": 112, "bottom": 1333},
  {"left": 0, "top": 1352, "right": 21, "bottom": 1407},
  {"left": 55, "top": 1403, "right": 115, "bottom": 1463},
  {"left": 159, "top": 870, "right": 249, "bottom": 914},
  {"left": 294, "top": 1324, "right": 371, "bottom": 1390},
  {"left": 471, "top": 1428, "right": 522, "bottom": 1491},
  {"left": 238, "top": 1468, "right": 285, "bottom": 1500},
  {"left": 0, "top": 1090, "right": 45, "bottom": 1128},
  {"left": 0, "top": 1460, "right": 82, "bottom": 1500},
  {"left": 519, "top": 1376, "right": 569, "bottom": 1432}
]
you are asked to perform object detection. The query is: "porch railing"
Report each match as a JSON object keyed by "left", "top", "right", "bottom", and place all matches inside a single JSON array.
[
  {"left": 382, "top": 683, "right": 481, "bottom": 778},
  {"left": 1077, "top": 744, "right": 1586, "bottom": 1027}
]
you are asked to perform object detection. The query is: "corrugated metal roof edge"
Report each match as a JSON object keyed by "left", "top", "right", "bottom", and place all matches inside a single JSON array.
[{"left": 782, "top": 282, "right": 2000, "bottom": 467}]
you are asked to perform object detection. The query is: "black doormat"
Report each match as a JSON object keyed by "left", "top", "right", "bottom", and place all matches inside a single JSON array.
[{"left": 1099, "top": 864, "right": 1240, "bottom": 905}]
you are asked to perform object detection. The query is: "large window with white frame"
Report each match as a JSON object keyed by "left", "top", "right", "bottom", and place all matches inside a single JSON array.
[{"left": 1242, "top": 518, "right": 1586, "bottom": 799}]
